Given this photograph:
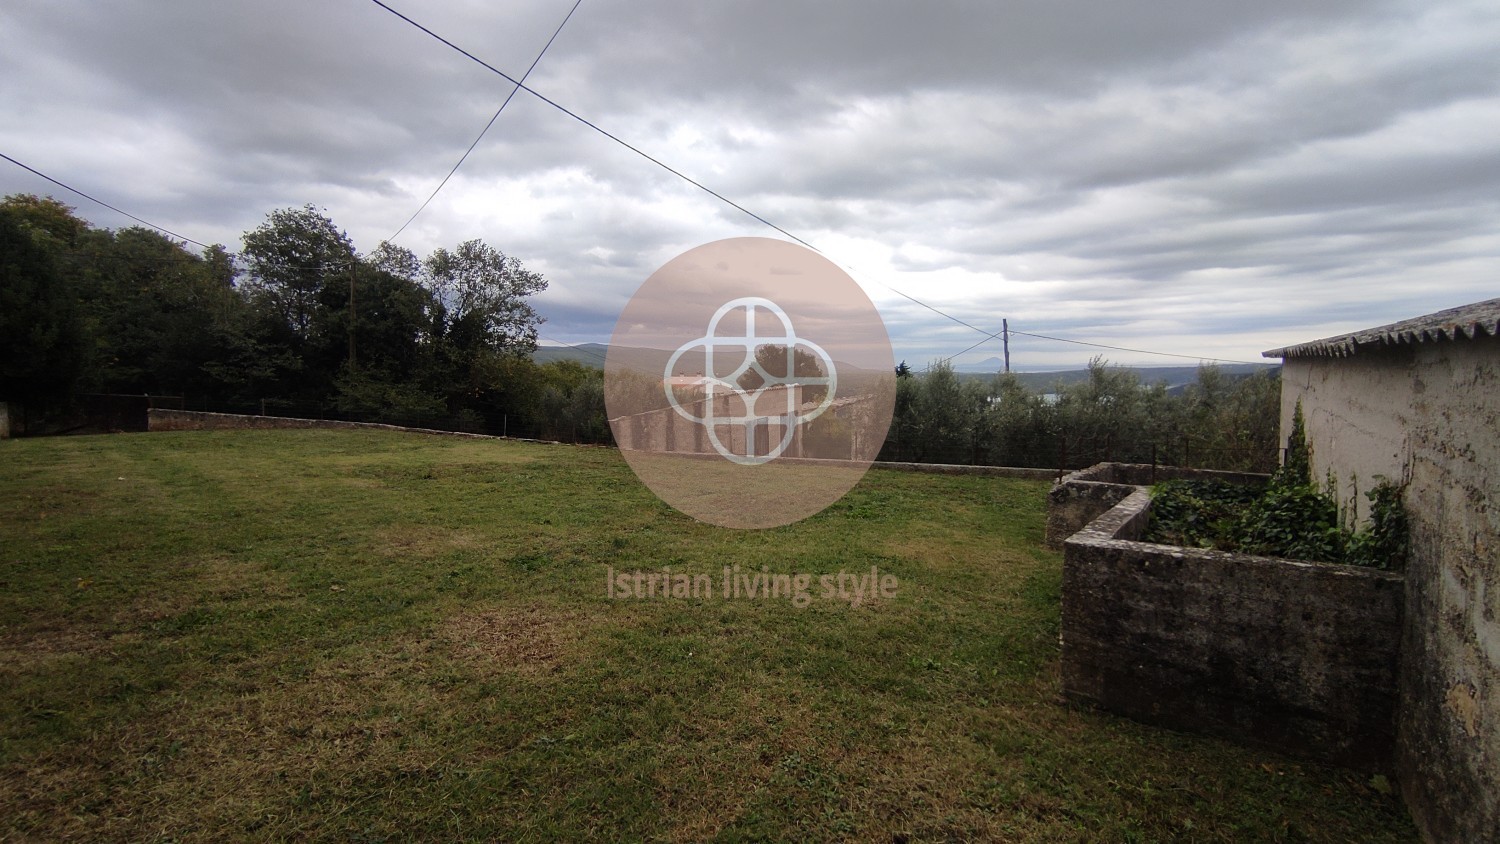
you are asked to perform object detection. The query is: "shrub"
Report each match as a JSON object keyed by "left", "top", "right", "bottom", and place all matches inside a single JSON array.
[
  {"left": 1344, "top": 480, "right": 1410, "bottom": 570},
  {"left": 1236, "top": 484, "right": 1347, "bottom": 562},
  {"left": 1143, "top": 479, "right": 1261, "bottom": 549},
  {"left": 1271, "top": 400, "right": 1311, "bottom": 490},
  {"left": 1145, "top": 477, "right": 1408, "bottom": 569}
]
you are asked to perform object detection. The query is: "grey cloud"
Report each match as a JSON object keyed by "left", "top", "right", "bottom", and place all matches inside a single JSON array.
[{"left": 2, "top": 0, "right": 1497, "bottom": 368}]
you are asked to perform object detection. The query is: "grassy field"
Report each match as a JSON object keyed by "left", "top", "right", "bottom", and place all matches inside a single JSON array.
[{"left": 0, "top": 430, "right": 1414, "bottom": 842}]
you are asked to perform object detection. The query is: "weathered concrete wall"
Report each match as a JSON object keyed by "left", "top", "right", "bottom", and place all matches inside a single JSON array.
[
  {"left": 1046, "top": 480, "right": 1134, "bottom": 550},
  {"left": 1280, "top": 349, "right": 1415, "bottom": 523},
  {"left": 1045, "top": 463, "right": 1268, "bottom": 549},
  {"left": 1061, "top": 488, "right": 1406, "bottom": 771},
  {"left": 1282, "top": 332, "right": 1500, "bottom": 843}
]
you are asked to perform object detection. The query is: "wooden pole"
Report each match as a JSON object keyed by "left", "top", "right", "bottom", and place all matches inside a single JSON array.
[
  {"left": 348, "top": 260, "right": 357, "bottom": 371},
  {"left": 1002, "top": 318, "right": 1010, "bottom": 373}
]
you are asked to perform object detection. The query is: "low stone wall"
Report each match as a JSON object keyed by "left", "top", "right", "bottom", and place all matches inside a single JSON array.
[
  {"left": 148, "top": 410, "right": 1058, "bottom": 481},
  {"left": 1060, "top": 484, "right": 1405, "bottom": 771},
  {"left": 1046, "top": 478, "right": 1136, "bottom": 550},
  {"left": 1061, "top": 462, "right": 1272, "bottom": 487},
  {"left": 1044, "top": 462, "right": 1268, "bottom": 549},
  {"left": 873, "top": 460, "right": 1055, "bottom": 480},
  {"left": 147, "top": 409, "right": 517, "bottom": 440}
]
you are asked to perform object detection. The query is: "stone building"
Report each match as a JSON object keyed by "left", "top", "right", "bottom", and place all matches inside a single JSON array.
[{"left": 1263, "top": 297, "right": 1499, "bottom": 844}]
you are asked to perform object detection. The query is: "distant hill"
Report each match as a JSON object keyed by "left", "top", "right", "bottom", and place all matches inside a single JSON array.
[
  {"left": 535, "top": 344, "right": 1279, "bottom": 394},
  {"left": 532, "top": 343, "right": 611, "bottom": 367},
  {"left": 957, "top": 356, "right": 1008, "bottom": 373}
]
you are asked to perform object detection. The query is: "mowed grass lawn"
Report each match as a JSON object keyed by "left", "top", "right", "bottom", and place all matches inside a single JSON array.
[{"left": 0, "top": 430, "right": 1414, "bottom": 842}]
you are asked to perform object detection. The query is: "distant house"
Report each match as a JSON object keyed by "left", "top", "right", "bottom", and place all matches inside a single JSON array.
[
  {"left": 1263, "top": 298, "right": 1500, "bottom": 844},
  {"left": 665, "top": 373, "right": 715, "bottom": 390}
]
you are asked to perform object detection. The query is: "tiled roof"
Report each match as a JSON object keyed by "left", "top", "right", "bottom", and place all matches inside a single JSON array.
[{"left": 1262, "top": 298, "right": 1500, "bottom": 359}]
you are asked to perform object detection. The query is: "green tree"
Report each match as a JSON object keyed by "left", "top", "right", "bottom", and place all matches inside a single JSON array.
[
  {"left": 1274, "top": 400, "right": 1312, "bottom": 489},
  {"left": 912, "top": 361, "right": 972, "bottom": 463},
  {"left": 326, "top": 262, "right": 444, "bottom": 418},
  {"left": 1054, "top": 357, "right": 1143, "bottom": 465},
  {"left": 0, "top": 207, "right": 86, "bottom": 419},
  {"left": 425, "top": 239, "right": 547, "bottom": 355},
  {"left": 241, "top": 205, "right": 355, "bottom": 340},
  {"left": 883, "top": 372, "right": 923, "bottom": 461},
  {"left": 71, "top": 226, "right": 241, "bottom": 395},
  {"left": 0, "top": 194, "right": 86, "bottom": 248},
  {"left": 369, "top": 241, "right": 422, "bottom": 281},
  {"left": 736, "top": 344, "right": 829, "bottom": 404},
  {"left": 988, "top": 372, "right": 1054, "bottom": 467},
  {"left": 1217, "top": 370, "right": 1281, "bottom": 472},
  {"left": 533, "top": 361, "right": 609, "bottom": 443}
]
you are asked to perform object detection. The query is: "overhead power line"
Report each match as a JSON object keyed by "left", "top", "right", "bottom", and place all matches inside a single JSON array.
[
  {"left": 385, "top": 0, "right": 583, "bottom": 244},
  {"left": 0, "top": 153, "right": 365, "bottom": 277},
  {"left": 1, "top": 11, "right": 1265, "bottom": 373},
  {"left": 366, "top": 2, "right": 1256, "bottom": 370},
  {"left": 366, "top": 0, "right": 820, "bottom": 255},
  {"left": 1007, "top": 329, "right": 1263, "bottom": 366},
  {"left": 934, "top": 323, "right": 1261, "bottom": 367},
  {"left": 929, "top": 324, "right": 1261, "bottom": 372},
  {"left": 1, "top": 151, "right": 213, "bottom": 250}
]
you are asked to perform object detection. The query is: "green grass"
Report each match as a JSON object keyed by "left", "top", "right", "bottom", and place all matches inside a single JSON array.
[{"left": 0, "top": 430, "right": 1414, "bottom": 842}]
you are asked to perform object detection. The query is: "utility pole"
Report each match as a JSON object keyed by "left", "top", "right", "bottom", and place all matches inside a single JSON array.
[
  {"left": 1002, "top": 319, "right": 1014, "bottom": 374},
  {"left": 348, "top": 260, "right": 357, "bottom": 371}
]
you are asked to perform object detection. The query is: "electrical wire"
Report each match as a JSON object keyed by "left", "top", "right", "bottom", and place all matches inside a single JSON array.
[
  {"left": 927, "top": 325, "right": 1263, "bottom": 369},
  {"left": 0, "top": 154, "right": 353, "bottom": 275},
  {"left": 1008, "top": 329, "right": 1263, "bottom": 366},
  {"left": 364, "top": 1, "right": 1262, "bottom": 370},
  {"left": 6, "top": 10, "right": 1263, "bottom": 372},
  {"left": 366, "top": 0, "right": 821, "bottom": 255},
  {"left": 1, "top": 151, "right": 213, "bottom": 250},
  {"left": 385, "top": 0, "right": 583, "bottom": 244}
]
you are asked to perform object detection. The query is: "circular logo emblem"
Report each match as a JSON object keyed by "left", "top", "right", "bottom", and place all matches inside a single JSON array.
[{"left": 604, "top": 237, "right": 895, "bottom": 529}]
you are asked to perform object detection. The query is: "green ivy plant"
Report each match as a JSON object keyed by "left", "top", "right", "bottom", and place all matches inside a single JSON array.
[
  {"left": 1144, "top": 401, "right": 1409, "bottom": 570},
  {"left": 1273, "top": 401, "right": 1312, "bottom": 490}
]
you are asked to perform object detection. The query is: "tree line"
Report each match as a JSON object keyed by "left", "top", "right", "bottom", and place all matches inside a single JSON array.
[
  {"left": 3, "top": 192, "right": 1277, "bottom": 470},
  {"left": 880, "top": 358, "right": 1281, "bottom": 472},
  {"left": 0, "top": 194, "right": 603, "bottom": 441}
]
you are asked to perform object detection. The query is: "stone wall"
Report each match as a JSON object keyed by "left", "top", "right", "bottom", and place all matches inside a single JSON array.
[
  {"left": 1045, "top": 478, "right": 1135, "bottom": 550},
  {"left": 1282, "top": 332, "right": 1500, "bottom": 842},
  {"left": 148, "top": 409, "right": 510, "bottom": 440},
  {"left": 148, "top": 409, "right": 1056, "bottom": 481},
  {"left": 1045, "top": 462, "right": 1267, "bottom": 549},
  {"left": 1061, "top": 486, "right": 1406, "bottom": 771},
  {"left": 872, "top": 461, "right": 1054, "bottom": 480}
]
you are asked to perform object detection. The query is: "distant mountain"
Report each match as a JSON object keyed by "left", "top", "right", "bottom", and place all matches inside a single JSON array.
[
  {"left": 536, "top": 345, "right": 1280, "bottom": 394},
  {"left": 956, "top": 356, "right": 1007, "bottom": 373},
  {"left": 533, "top": 343, "right": 679, "bottom": 374},
  {"left": 532, "top": 343, "right": 611, "bottom": 367}
]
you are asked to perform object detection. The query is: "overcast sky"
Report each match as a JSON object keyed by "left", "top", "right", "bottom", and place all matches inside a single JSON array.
[{"left": 3, "top": 0, "right": 1496, "bottom": 370}]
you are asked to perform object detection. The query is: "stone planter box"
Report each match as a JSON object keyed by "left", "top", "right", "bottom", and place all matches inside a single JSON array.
[{"left": 1054, "top": 464, "right": 1404, "bottom": 771}]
